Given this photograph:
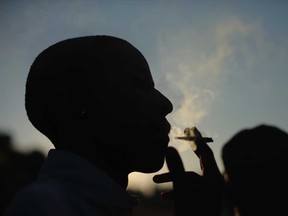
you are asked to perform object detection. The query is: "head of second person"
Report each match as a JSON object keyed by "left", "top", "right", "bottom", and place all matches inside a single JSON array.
[
  {"left": 221, "top": 124, "right": 288, "bottom": 215},
  {"left": 25, "top": 35, "right": 173, "bottom": 177}
]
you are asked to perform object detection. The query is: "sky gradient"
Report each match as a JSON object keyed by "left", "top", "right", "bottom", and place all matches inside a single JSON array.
[{"left": 1, "top": 0, "right": 288, "bottom": 196}]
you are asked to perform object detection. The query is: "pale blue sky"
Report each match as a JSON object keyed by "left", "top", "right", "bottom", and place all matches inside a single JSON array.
[{"left": 1, "top": 0, "right": 288, "bottom": 196}]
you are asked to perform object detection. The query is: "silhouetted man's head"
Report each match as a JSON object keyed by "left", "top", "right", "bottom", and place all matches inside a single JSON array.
[
  {"left": 222, "top": 124, "right": 288, "bottom": 215},
  {"left": 25, "top": 35, "right": 173, "bottom": 173}
]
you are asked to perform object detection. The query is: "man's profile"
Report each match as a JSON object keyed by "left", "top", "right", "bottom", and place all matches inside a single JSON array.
[
  {"left": 4, "top": 35, "right": 173, "bottom": 215},
  {"left": 4, "top": 35, "right": 223, "bottom": 216}
]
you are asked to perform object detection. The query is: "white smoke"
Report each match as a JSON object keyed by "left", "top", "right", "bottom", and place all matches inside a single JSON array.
[{"left": 155, "top": 18, "right": 257, "bottom": 150}]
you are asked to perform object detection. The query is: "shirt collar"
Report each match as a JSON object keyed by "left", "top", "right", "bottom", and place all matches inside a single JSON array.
[{"left": 38, "top": 149, "right": 138, "bottom": 211}]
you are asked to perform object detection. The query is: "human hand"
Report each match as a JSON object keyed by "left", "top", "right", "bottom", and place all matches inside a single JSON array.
[{"left": 153, "top": 127, "right": 224, "bottom": 216}]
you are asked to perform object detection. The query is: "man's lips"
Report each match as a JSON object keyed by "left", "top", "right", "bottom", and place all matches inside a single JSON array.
[{"left": 133, "top": 118, "right": 171, "bottom": 137}]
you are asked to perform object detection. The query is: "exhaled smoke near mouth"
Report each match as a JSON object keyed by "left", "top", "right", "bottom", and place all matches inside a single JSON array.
[
  {"left": 157, "top": 19, "right": 256, "bottom": 156},
  {"left": 167, "top": 91, "right": 211, "bottom": 152},
  {"left": 157, "top": 37, "right": 216, "bottom": 152},
  {"left": 158, "top": 20, "right": 254, "bottom": 146}
]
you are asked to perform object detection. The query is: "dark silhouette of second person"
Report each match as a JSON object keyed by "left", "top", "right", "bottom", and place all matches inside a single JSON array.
[
  {"left": 4, "top": 35, "right": 223, "bottom": 216},
  {"left": 221, "top": 124, "right": 288, "bottom": 216}
]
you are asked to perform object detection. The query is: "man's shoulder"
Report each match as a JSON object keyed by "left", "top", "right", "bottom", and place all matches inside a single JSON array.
[
  {"left": 3, "top": 181, "right": 70, "bottom": 215},
  {"left": 16, "top": 180, "right": 64, "bottom": 199}
]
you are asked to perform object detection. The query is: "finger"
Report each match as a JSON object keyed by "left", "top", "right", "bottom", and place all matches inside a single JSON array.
[
  {"left": 165, "top": 146, "right": 185, "bottom": 177},
  {"left": 153, "top": 147, "right": 185, "bottom": 185},
  {"left": 193, "top": 127, "right": 223, "bottom": 182},
  {"left": 153, "top": 171, "right": 201, "bottom": 184},
  {"left": 193, "top": 126, "right": 212, "bottom": 157},
  {"left": 153, "top": 172, "right": 172, "bottom": 184}
]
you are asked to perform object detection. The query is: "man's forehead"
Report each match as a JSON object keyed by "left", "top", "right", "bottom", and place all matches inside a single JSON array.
[{"left": 31, "top": 35, "right": 155, "bottom": 88}]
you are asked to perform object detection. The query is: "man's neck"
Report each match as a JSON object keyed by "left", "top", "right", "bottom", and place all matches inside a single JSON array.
[{"left": 77, "top": 149, "right": 130, "bottom": 189}]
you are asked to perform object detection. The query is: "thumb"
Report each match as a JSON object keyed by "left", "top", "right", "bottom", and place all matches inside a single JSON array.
[{"left": 193, "top": 127, "right": 223, "bottom": 183}]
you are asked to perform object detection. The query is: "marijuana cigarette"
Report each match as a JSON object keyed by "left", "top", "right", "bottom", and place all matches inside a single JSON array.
[
  {"left": 175, "top": 136, "right": 213, "bottom": 143},
  {"left": 175, "top": 127, "right": 213, "bottom": 152}
]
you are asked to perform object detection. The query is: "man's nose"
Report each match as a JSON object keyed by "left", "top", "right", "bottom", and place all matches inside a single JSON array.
[{"left": 155, "top": 89, "right": 173, "bottom": 115}]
